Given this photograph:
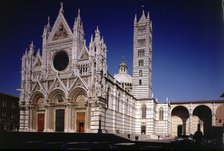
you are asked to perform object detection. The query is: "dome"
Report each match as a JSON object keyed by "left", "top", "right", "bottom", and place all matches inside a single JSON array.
[
  {"left": 114, "top": 73, "right": 132, "bottom": 84},
  {"left": 114, "top": 60, "right": 132, "bottom": 84}
]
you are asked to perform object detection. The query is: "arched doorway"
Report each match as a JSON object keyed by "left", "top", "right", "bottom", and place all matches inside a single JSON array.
[
  {"left": 171, "top": 106, "right": 189, "bottom": 137},
  {"left": 31, "top": 92, "right": 45, "bottom": 132},
  {"left": 49, "top": 89, "right": 66, "bottom": 132},
  {"left": 193, "top": 105, "right": 212, "bottom": 138},
  {"left": 70, "top": 87, "right": 88, "bottom": 133}
]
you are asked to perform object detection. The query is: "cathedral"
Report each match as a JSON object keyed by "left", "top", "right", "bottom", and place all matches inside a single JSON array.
[{"left": 19, "top": 4, "right": 224, "bottom": 139}]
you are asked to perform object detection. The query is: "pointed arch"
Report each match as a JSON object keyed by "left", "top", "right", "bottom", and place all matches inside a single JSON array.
[
  {"left": 69, "top": 87, "right": 87, "bottom": 103},
  {"left": 30, "top": 91, "right": 45, "bottom": 105}
]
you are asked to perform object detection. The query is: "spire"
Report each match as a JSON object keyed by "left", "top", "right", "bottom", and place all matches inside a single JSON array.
[
  {"left": 73, "top": 9, "right": 82, "bottom": 29},
  {"left": 59, "top": 2, "right": 64, "bottom": 14},
  {"left": 28, "top": 41, "right": 34, "bottom": 55},
  {"left": 134, "top": 14, "right": 137, "bottom": 24},
  {"left": 78, "top": 8, "right": 80, "bottom": 18},
  {"left": 37, "top": 48, "right": 40, "bottom": 56},
  {"left": 94, "top": 26, "right": 100, "bottom": 41},
  {"left": 139, "top": 9, "right": 147, "bottom": 23},
  {"left": 90, "top": 34, "right": 93, "bottom": 43},
  {"left": 30, "top": 41, "right": 34, "bottom": 49},
  {"left": 142, "top": 10, "right": 146, "bottom": 18},
  {"left": 47, "top": 16, "right": 50, "bottom": 26},
  {"left": 84, "top": 39, "right": 86, "bottom": 46},
  {"left": 95, "top": 26, "right": 100, "bottom": 33},
  {"left": 101, "top": 36, "right": 104, "bottom": 43},
  {"left": 147, "top": 11, "right": 150, "bottom": 20}
]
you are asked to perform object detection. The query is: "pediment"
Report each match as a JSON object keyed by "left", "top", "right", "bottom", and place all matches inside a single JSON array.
[
  {"left": 49, "top": 76, "right": 67, "bottom": 92},
  {"left": 69, "top": 76, "right": 88, "bottom": 90},
  {"left": 48, "top": 13, "right": 73, "bottom": 42},
  {"left": 33, "top": 56, "right": 42, "bottom": 68},
  {"left": 78, "top": 46, "right": 89, "bottom": 60},
  {"left": 31, "top": 81, "right": 46, "bottom": 94}
]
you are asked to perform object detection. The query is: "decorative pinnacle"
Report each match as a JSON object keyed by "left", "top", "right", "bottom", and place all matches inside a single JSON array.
[
  {"left": 59, "top": 2, "right": 64, "bottom": 14},
  {"left": 30, "top": 41, "right": 34, "bottom": 48},
  {"left": 95, "top": 26, "right": 100, "bottom": 33},
  {"left": 47, "top": 16, "right": 50, "bottom": 26},
  {"left": 78, "top": 8, "right": 80, "bottom": 17},
  {"left": 134, "top": 14, "right": 137, "bottom": 23}
]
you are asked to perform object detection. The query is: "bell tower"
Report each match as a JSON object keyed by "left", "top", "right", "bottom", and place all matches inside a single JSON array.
[{"left": 132, "top": 10, "right": 152, "bottom": 99}]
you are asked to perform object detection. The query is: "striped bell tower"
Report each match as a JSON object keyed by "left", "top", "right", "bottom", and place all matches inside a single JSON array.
[{"left": 132, "top": 10, "right": 152, "bottom": 99}]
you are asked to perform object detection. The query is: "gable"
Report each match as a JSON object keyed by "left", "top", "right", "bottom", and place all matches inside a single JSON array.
[
  {"left": 33, "top": 56, "right": 42, "bottom": 68},
  {"left": 69, "top": 76, "right": 88, "bottom": 91},
  {"left": 53, "top": 23, "right": 69, "bottom": 40},
  {"left": 49, "top": 76, "right": 67, "bottom": 92},
  {"left": 78, "top": 46, "right": 89, "bottom": 60},
  {"left": 48, "top": 13, "right": 73, "bottom": 42}
]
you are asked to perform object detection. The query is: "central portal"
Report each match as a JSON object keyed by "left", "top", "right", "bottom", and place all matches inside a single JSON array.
[
  {"left": 76, "top": 112, "right": 85, "bottom": 133},
  {"left": 56, "top": 109, "right": 65, "bottom": 132}
]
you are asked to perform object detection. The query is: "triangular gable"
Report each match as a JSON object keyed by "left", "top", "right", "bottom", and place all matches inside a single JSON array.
[
  {"left": 69, "top": 76, "right": 88, "bottom": 91},
  {"left": 33, "top": 54, "right": 42, "bottom": 68},
  {"left": 49, "top": 76, "right": 67, "bottom": 92},
  {"left": 31, "top": 81, "right": 46, "bottom": 94},
  {"left": 32, "top": 82, "right": 40, "bottom": 93},
  {"left": 78, "top": 46, "right": 89, "bottom": 60},
  {"left": 48, "top": 12, "right": 73, "bottom": 42}
]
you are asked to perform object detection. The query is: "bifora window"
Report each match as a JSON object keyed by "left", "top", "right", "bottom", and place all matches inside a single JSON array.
[
  {"left": 138, "top": 60, "right": 144, "bottom": 66},
  {"left": 138, "top": 49, "right": 145, "bottom": 57},
  {"left": 53, "top": 50, "right": 69, "bottom": 71}
]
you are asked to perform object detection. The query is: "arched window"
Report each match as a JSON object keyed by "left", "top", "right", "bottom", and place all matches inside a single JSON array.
[
  {"left": 159, "top": 108, "right": 164, "bottom": 120},
  {"left": 142, "top": 104, "right": 146, "bottom": 118}
]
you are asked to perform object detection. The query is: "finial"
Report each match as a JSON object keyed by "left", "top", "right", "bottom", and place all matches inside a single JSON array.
[
  {"left": 134, "top": 14, "right": 137, "bottom": 23},
  {"left": 47, "top": 16, "right": 50, "bottom": 26},
  {"left": 78, "top": 8, "right": 80, "bottom": 17},
  {"left": 96, "top": 26, "right": 99, "bottom": 33},
  {"left": 59, "top": 2, "right": 64, "bottom": 14},
  {"left": 95, "top": 26, "right": 100, "bottom": 35},
  {"left": 30, "top": 41, "right": 34, "bottom": 48},
  {"left": 90, "top": 34, "right": 93, "bottom": 42},
  {"left": 142, "top": 10, "right": 145, "bottom": 17},
  {"left": 147, "top": 12, "right": 150, "bottom": 19},
  {"left": 166, "top": 97, "right": 169, "bottom": 102},
  {"left": 37, "top": 48, "right": 40, "bottom": 55}
]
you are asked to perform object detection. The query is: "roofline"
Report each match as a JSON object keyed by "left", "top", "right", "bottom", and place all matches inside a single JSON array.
[
  {"left": 0, "top": 92, "right": 19, "bottom": 99},
  {"left": 170, "top": 100, "right": 224, "bottom": 104}
]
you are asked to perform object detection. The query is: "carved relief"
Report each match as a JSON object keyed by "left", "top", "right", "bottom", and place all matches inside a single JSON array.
[{"left": 53, "top": 23, "right": 68, "bottom": 40}]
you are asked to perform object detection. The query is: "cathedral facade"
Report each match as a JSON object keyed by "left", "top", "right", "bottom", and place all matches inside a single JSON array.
[{"left": 19, "top": 4, "right": 224, "bottom": 139}]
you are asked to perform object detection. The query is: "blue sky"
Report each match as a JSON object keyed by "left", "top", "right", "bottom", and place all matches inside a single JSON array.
[{"left": 0, "top": 0, "right": 223, "bottom": 102}]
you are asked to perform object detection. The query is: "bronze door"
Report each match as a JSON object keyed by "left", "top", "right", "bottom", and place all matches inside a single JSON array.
[
  {"left": 76, "top": 112, "right": 85, "bottom": 133},
  {"left": 56, "top": 109, "right": 65, "bottom": 132},
  {"left": 37, "top": 113, "right": 45, "bottom": 132}
]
